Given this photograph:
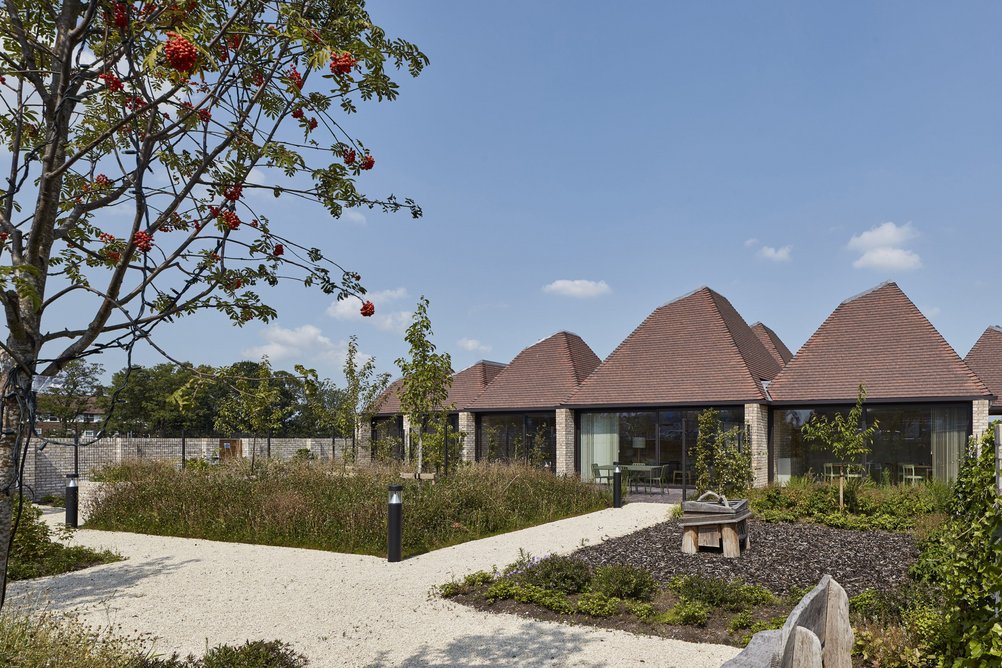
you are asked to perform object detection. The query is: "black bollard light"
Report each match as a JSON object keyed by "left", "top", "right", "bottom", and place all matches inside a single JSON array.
[
  {"left": 612, "top": 462, "right": 622, "bottom": 508},
  {"left": 65, "top": 474, "right": 79, "bottom": 528},
  {"left": 387, "top": 484, "right": 403, "bottom": 562}
]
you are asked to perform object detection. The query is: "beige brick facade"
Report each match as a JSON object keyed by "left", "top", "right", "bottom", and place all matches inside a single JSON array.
[
  {"left": 555, "top": 409, "right": 575, "bottom": 476},
  {"left": 973, "top": 399, "right": 990, "bottom": 442},
  {"left": 458, "top": 412, "right": 476, "bottom": 462},
  {"left": 744, "top": 403, "right": 769, "bottom": 488}
]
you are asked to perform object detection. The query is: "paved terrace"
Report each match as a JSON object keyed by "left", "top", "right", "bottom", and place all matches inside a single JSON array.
[{"left": 13, "top": 504, "right": 738, "bottom": 667}]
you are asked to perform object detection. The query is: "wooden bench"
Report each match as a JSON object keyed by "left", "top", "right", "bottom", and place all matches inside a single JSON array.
[{"left": 679, "top": 492, "right": 750, "bottom": 558}]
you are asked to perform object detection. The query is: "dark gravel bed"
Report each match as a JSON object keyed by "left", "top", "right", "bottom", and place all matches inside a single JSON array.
[{"left": 574, "top": 519, "right": 918, "bottom": 598}]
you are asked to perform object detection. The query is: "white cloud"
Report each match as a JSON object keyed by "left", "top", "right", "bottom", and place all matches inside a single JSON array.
[
  {"left": 327, "top": 287, "right": 411, "bottom": 332},
  {"left": 744, "top": 238, "right": 759, "bottom": 247},
  {"left": 919, "top": 304, "right": 941, "bottom": 318},
  {"left": 242, "top": 324, "right": 364, "bottom": 367},
  {"left": 458, "top": 338, "right": 492, "bottom": 353},
  {"left": 342, "top": 209, "right": 367, "bottom": 225},
  {"left": 758, "top": 245, "right": 792, "bottom": 262},
  {"left": 847, "top": 222, "right": 922, "bottom": 271},
  {"left": 852, "top": 247, "right": 923, "bottom": 270},
  {"left": 542, "top": 279, "right": 611, "bottom": 299},
  {"left": 847, "top": 221, "right": 918, "bottom": 252}
]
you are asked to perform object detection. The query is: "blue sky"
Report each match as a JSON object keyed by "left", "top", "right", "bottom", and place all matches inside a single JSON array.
[{"left": 95, "top": 1, "right": 1002, "bottom": 382}]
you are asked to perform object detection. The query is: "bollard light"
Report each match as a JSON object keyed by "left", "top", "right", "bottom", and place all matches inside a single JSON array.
[
  {"left": 65, "top": 474, "right": 79, "bottom": 528},
  {"left": 387, "top": 484, "right": 403, "bottom": 563},
  {"left": 612, "top": 462, "right": 622, "bottom": 509}
]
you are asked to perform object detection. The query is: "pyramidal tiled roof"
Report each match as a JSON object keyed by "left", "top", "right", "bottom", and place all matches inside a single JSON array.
[
  {"left": 769, "top": 282, "right": 992, "bottom": 403},
  {"left": 751, "top": 322, "right": 794, "bottom": 366},
  {"left": 467, "top": 332, "right": 600, "bottom": 411},
  {"left": 566, "top": 287, "right": 781, "bottom": 407},
  {"left": 374, "top": 360, "right": 507, "bottom": 415},
  {"left": 965, "top": 326, "right": 1002, "bottom": 410}
]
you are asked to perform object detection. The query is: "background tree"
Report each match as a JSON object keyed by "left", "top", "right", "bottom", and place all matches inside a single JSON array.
[
  {"left": 0, "top": 0, "right": 426, "bottom": 604},
  {"left": 213, "top": 358, "right": 292, "bottom": 468},
  {"left": 395, "top": 297, "right": 452, "bottom": 474},
  {"left": 336, "top": 334, "right": 389, "bottom": 461},
  {"left": 35, "top": 360, "right": 105, "bottom": 435},
  {"left": 801, "top": 384, "right": 878, "bottom": 510}
]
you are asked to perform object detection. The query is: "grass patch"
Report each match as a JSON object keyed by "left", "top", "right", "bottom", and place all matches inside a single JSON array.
[
  {"left": 747, "top": 476, "right": 952, "bottom": 531},
  {"left": 10, "top": 500, "right": 119, "bottom": 581},
  {"left": 87, "top": 460, "right": 611, "bottom": 557},
  {"left": 0, "top": 611, "right": 308, "bottom": 667}
]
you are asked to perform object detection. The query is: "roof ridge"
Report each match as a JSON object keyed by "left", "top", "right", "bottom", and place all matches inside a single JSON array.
[
  {"left": 841, "top": 280, "right": 897, "bottom": 305},
  {"left": 706, "top": 290, "right": 768, "bottom": 400}
]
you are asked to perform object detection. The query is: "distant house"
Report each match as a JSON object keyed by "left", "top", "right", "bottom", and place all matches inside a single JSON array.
[
  {"left": 35, "top": 396, "right": 106, "bottom": 437},
  {"left": 371, "top": 359, "right": 507, "bottom": 461},
  {"left": 367, "top": 281, "right": 995, "bottom": 487},
  {"left": 466, "top": 331, "right": 600, "bottom": 472},
  {"left": 965, "top": 325, "right": 1002, "bottom": 417},
  {"left": 768, "top": 282, "right": 992, "bottom": 484},
  {"left": 564, "top": 287, "right": 781, "bottom": 485}
]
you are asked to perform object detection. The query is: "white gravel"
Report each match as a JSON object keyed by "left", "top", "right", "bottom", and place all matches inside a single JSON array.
[{"left": 13, "top": 504, "right": 739, "bottom": 667}]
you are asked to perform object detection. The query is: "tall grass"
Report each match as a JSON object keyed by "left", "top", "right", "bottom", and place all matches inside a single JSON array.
[{"left": 87, "top": 460, "right": 611, "bottom": 557}]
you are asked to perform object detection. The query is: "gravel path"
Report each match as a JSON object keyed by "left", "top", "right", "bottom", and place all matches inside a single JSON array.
[
  {"left": 575, "top": 519, "right": 918, "bottom": 597},
  {"left": 14, "top": 504, "right": 738, "bottom": 668}
]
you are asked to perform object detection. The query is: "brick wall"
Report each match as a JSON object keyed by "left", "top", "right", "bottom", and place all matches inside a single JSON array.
[
  {"left": 555, "top": 409, "right": 574, "bottom": 476},
  {"left": 24, "top": 435, "right": 353, "bottom": 499},
  {"left": 744, "top": 403, "right": 769, "bottom": 488}
]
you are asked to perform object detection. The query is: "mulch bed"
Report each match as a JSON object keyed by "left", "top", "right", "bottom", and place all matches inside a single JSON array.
[{"left": 573, "top": 519, "right": 918, "bottom": 597}]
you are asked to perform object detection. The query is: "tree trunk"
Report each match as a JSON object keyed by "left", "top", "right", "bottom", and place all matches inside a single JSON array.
[
  {"left": 416, "top": 427, "right": 423, "bottom": 474},
  {"left": 839, "top": 474, "right": 845, "bottom": 511},
  {"left": 0, "top": 347, "right": 34, "bottom": 611}
]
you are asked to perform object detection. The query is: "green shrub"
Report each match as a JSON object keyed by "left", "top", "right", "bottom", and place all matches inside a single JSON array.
[
  {"left": 87, "top": 460, "right": 611, "bottom": 557},
  {"left": 658, "top": 599, "right": 710, "bottom": 627},
  {"left": 727, "top": 610, "right": 754, "bottom": 633},
  {"left": 518, "top": 555, "right": 592, "bottom": 594},
  {"left": 668, "top": 575, "right": 776, "bottom": 611},
  {"left": 291, "top": 448, "right": 315, "bottom": 462},
  {"left": 623, "top": 600, "right": 657, "bottom": 622},
  {"left": 200, "top": 639, "right": 307, "bottom": 668},
  {"left": 748, "top": 477, "right": 952, "bottom": 532},
  {"left": 484, "top": 580, "right": 574, "bottom": 614},
  {"left": 38, "top": 494, "right": 65, "bottom": 507},
  {"left": 740, "top": 615, "right": 787, "bottom": 647},
  {"left": 588, "top": 564, "right": 657, "bottom": 601},
  {"left": 575, "top": 592, "right": 622, "bottom": 617},
  {"left": 9, "top": 500, "right": 119, "bottom": 581},
  {"left": 484, "top": 580, "right": 520, "bottom": 603},
  {"left": 463, "top": 570, "right": 496, "bottom": 587}
]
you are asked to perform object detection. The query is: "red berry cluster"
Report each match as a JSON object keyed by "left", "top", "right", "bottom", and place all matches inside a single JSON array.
[
  {"left": 198, "top": 107, "right": 211, "bottom": 123},
  {"left": 165, "top": 32, "right": 197, "bottom": 72},
  {"left": 221, "top": 210, "right": 241, "bottom": 230},
  {"left": 250, "top": 219, "right": 259, "bottom": 228},
  {"left": 291, "top": 107, "right": 304, "bottom": 119},
  {"left": 330, "top": 52, "right": 357, "bottom": 75},
  {"left": 230, "top": 278, "right": 243, "bottom": 290},
  {"left": 308, "top": 118, "right": 318, "bottom": 131},
  {"left": 99, "top": 72, "right": 123, "bottom": 92},
  {"left": 229, "top": 34, "right": 244, "bottom": 50},
  {"left": 273, "top": 244, "right": 284, "bottom": 256},
  {"left": 99, "top": 232, "right": 116, "bottom": 243},
  {"left": 360, "top": 154, "right": 375, "bottom": 170},
  {"left": 112, "top": 2, "right": 128, "bottom": 29},
  {"left": 360, "top": 301, "right": 375, "bottom": 317},
  {"left": 133, "top": 230, "right": 154, "bottom": 252},
  {"left": 343, "top": 149, "right": 356, "bottom": 165},
  {"left": 104, "top": 249, "right": 122, "bottom": 265},
  {"left": 223, "top": 184, "right": 243, "bottom": 201},
  {"left": 123, "top": 95, "right": 145, "bottom": 110},
  {"left": 94, "top": 174, "right": 112, "bottom": 187},
  {"left": 287, "top": 66, "right": 303, "bottom": 90},
  {"left": 252, "top": 71, "right": 265, "bottom": 87},
  {"left": 0, "top": 232, "right": 9, "bottom": 242}
]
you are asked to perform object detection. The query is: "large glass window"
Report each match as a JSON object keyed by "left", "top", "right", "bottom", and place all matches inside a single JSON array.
[
  {"left": 579, "top": 407, "right": 744, "bottom": 483},
  {"left": 772, "top": 403, "right": 971, "bottom": 484},
  {"left": 478, "top": 413, "right": 555, "bottom": 471}
]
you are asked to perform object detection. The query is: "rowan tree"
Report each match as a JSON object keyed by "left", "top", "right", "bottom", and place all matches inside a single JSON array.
[{"left": 0, "top": 0, "right": 427, "bottom": 607}]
